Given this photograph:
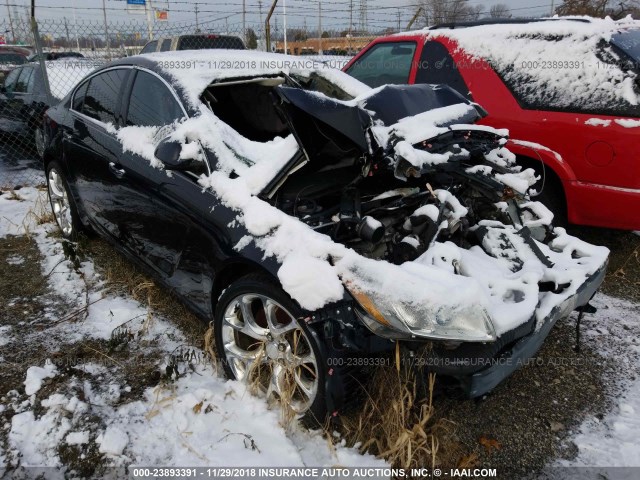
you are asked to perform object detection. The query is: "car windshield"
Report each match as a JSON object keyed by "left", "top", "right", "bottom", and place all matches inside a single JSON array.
[
  {"left": 0, "top": 53, "right": 26, "bottom": 65},
  {"left": 610, "top": 29, "right": 640, "bottom": 64}
]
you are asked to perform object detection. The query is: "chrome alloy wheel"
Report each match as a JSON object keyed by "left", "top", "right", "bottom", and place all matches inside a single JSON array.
[
  {"left": 35, "top": 128, "right": 45, "bottom": 158},
  {"left": 47, "top": 168, "right": 73, "bottom": 237},
  {"left": 221, "top": 294, "right": 319, "bottom": 414}
]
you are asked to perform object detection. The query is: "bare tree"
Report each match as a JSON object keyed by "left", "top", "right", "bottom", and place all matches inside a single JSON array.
[
  {"left": 555, "top": 0, "right": 640, "bottom": 18},
  {"left": 420, "top": 0, "right": 484, "bottom": 25},
  {"left": 489, "top": 3, "right": 512, "bottom": 18}
]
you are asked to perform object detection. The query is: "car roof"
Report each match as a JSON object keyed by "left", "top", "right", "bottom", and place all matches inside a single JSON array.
[
  {"left": 0, "top": 46, "right": 31, "bottom": 55},
  {"left": 89, "top": 50, "right": 370, "bottom": 114},
  {"left": 389, "top": 16, "right": 639, "bottom": 39},
  {"left": 427, "top": 17, "right": 591, "bottom": 30}
]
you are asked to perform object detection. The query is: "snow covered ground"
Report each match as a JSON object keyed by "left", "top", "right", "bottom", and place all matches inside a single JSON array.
[
  {"left": 0, "top": 187, "right": 639, "bottom": 476},
  {"left": 0, "top": 187, "right": 386, "bottom": 474}
]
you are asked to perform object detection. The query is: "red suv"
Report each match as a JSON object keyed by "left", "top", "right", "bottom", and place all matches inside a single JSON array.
[{"left": 344, "top": 18, "right": 640, "bottom": 230}]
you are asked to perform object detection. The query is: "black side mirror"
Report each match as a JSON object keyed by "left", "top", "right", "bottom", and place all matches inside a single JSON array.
[{"left": 154, "top": 139, "right": 192, "bottom": 170}]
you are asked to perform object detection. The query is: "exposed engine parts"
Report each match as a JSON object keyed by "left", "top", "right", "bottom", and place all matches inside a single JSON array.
[{"left": 274, "top": 129, "right": 546, "bottom": 266}]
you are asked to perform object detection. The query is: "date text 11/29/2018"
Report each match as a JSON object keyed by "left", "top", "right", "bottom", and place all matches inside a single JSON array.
[{"left": 131, "top": 467, "right": 498, "bottom": 478}]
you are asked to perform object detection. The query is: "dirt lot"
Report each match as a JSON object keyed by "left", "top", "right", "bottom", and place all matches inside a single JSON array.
[{"left": 0, "top": 187, "right": 639, "bottom": 478}]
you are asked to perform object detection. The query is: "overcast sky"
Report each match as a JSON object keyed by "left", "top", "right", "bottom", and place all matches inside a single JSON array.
[{"left": 5, "top": 0, "right": 556, "bottom": 31}]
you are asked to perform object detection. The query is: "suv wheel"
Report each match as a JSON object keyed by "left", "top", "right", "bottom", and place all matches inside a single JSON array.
[{"left": 214, "top": 274, "right": 328, "bottom": 425}]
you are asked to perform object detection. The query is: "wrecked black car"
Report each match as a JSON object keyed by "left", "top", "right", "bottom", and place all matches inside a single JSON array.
[{"left": 42, "top": 51, "right": 609, "bottom": 425}]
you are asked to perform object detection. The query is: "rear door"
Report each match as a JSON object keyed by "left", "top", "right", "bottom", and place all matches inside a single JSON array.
[
  {"left": 118, "top": 68, "right": 214, "bottom": 312},
  {"left": 64, "top": 67, "right": 132, "bottom": 237}
]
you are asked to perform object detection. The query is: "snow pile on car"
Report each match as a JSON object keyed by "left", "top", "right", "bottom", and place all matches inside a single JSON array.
[
  {"left": 426, "top": 17, "right": 640, "bottom": 113},
  {"left": 115, "top": 59, "right": 608, "bottom": 339}
]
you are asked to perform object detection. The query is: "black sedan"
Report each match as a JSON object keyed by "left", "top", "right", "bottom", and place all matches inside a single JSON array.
[
  {"left": 0, "top": 60, "right": 95, "bottom": 157},
  {"left": 41, "top": 51, "right": 608, "bottom": 425}
]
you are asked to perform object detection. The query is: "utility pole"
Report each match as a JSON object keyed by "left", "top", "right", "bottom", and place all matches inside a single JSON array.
[
  {"left": 225, "top": 17, "right": 229, "bottom": 35},
  {"left": 243, "top": 0, "right": 246, "bottom": 43},
  {"left": 64, "top": 17, "right": 70, "bottom": 48},
  {"left": 397, "top": 9, "right": 401, "bottom": 32},
  {"left": 550, "top": 0, "right": 555, "bottom": 16},
  {"left": 101, "top": 0, "right": 111, "bottom": 59},
  {"left": 258, "top": 0, "right": 263, "bottom": 51},
  {"left": 5, "top": 0, "right": 15, "bottom": 44},
  {"left": 318, "top": 1, "right": 322, "bottom": 55},
  {"left": 72, "top": 0, "right": 80, "bottom": 50},
  {"left": 195, "top": 3, "right": 199, "bottom": 32},
  {"left": 407, "top": 6, "right": 423, "bottom": 30},
  {"left": 283, "top": 0, "right": 287, "bottom": 55},
  {"left": 348, "top": 0, "right": 353, "bottom": 54},
  {"left": 265, "top": 0, "right": 278, "bottom": 53},
  {"left": 145, "top": 0, "right": 154, "bottom": 41}
]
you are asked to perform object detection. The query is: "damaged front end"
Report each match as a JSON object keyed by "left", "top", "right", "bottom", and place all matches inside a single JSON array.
[{"left": 265, "top": 83, "right": 609, "bottom": 394}]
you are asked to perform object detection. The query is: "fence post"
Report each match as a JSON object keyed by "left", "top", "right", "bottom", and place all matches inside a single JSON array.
[{"left": 30, "top": 14, "right": 53, "bottom": 105}]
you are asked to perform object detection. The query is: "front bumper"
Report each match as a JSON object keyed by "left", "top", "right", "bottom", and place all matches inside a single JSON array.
[{"left": 456, "top": 263, "right": 607, "bottom": 397}]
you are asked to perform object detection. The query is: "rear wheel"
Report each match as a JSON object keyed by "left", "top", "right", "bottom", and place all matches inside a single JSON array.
[
  {"left": 34, "top": 127, "right": 45, "bottom": 159},
  {"left": 46, "top": 161, "right": 82, "bottom": 240},
  {"left": 214, "top": 274, "right": 328, "bottom": 426}
]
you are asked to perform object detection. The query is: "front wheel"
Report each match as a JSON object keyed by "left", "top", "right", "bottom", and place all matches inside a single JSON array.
[
  {"left": 34, "top": 127, "right": 45, "bottom": 159},
  {"left": 46, "top": 161, "right": 82, "bottom": 240},
  {"left": 214, "top": 274, "right": 328, "bottom": 426}
]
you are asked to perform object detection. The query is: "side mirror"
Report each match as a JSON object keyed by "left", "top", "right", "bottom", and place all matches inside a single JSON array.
[{"left": 154, "top": 139, "right": 192, "bottom": 170}]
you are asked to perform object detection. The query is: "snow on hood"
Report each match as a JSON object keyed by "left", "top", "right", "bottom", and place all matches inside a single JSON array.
[
  {"left": 143, "top": 49, "right": 370, "bottom": 107},
  {"left": 405, "top": 17, "right": 640, "bottom": 113},
  {"left": 115, "top": 65, "right": 608, "bottom": 338}
]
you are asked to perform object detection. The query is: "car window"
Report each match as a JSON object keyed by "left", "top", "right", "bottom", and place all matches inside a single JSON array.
[
  {"left": 415, "top": 40, "right": 471, "bottom": 99},
  {"left": 3, "top": 67, "right": 21, "bottom": 92},
  {"left": 0, "top": 53, "right": 26, "bottom": 65},
  {"left": 14, "top": 67, "right": 33, "bottom": 93},
  {"left": 160, "top": 39, "right": 172, "bottom": 52},
  {"left": 140, "top": 41, "right": 158, "bottom": 54},
  {"left": 177, "top": 35, "right": 244, "bottom": 50},
  {"left": 126, "top": 70, "right": 184, "bottom": 127},
  {"left": 491, "top": 36, "right": 640, "bottom": 116},
  {"left": 27, "top": 67, "right": 42, "bottom": 93},
  {"left": 81, "top": 69, "right": 128, "bottom": 124},
  {"left": 72, "top": 81, "right": 89, "bottom": 111},
  {"left": 346, "top": 41, "right": 417, "bottom": 88}
]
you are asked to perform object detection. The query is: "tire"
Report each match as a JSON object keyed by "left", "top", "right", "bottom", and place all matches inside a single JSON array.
[
  {"left": 214, "top": 274, "right": 329, "bottom": 426},
  {"left": 46, "top": 161, "right": 83, "bottom": 240},
  {"left": 34, "top": 126, "right": 45, "bottom": 159},
  {"left": 518, "top": 157, "right": 568, "bottom": 227}
]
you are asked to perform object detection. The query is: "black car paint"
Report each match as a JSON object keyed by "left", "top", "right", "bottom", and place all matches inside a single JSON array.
[
  {"left": 0, "top": 63, "right": 50, "bottom": 138},
  {"left": 44, "top": 58, "right": 284, "bottom": 322}
]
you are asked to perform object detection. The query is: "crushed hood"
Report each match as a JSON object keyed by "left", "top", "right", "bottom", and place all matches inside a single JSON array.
[{"left": 274, "top": 83, "right": 487, "bottom": 164}]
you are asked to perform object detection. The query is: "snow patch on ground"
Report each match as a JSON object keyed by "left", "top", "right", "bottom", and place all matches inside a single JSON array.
[
  {"left": 557, "top": 294, "right": 640, "bottom": 470},
  {"left": 0, "top": 188, "right": 385, "bottom": 472}
]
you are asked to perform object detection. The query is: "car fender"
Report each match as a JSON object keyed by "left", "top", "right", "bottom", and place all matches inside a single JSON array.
[{"left": 506, "top": 139, "right": 576, "bottom": 182}]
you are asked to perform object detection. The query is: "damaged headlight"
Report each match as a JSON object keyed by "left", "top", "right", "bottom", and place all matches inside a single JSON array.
[{"left": 348, "top": 287, "right": 496, "bottom": 342}]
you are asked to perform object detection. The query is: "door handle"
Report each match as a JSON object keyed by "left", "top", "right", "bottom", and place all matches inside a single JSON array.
[{"left": 109, "top": 162, "right": 126, "bottom": 178}]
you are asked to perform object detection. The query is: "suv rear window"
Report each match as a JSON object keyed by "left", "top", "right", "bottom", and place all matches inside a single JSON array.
[{"left": 177, "top": 35, "right": 245, "bottom": 50}]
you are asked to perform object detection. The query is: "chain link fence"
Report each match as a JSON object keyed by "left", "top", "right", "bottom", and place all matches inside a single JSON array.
[{"left": 0, "top": 13, "right": 419, "bottom": 189}]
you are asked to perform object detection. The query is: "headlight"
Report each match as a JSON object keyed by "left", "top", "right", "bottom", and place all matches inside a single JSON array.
[{"left": 348, "top": 287, "right": 496, "bottom": 342}]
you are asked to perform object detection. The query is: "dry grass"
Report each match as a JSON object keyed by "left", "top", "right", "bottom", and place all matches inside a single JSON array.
[
  {"left": 87, "top": 238, "right": 206, "bottom": 345},
  {"left": 341, "top": 366, "right": 462, "bottom": 471}
]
